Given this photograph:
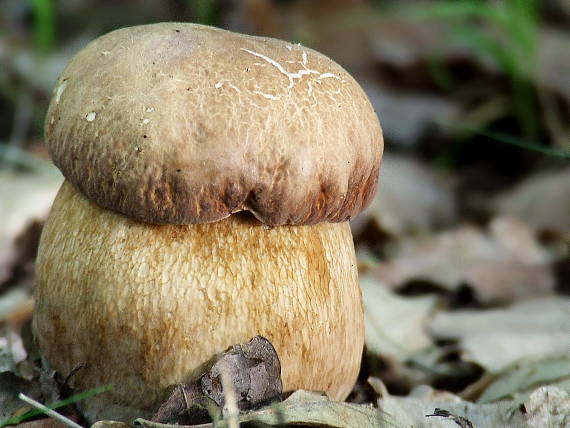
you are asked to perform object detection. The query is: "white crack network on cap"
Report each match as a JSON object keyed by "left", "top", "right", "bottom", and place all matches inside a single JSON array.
[{"left": 240, "top": 48, "right": 340, "bottom": 90}]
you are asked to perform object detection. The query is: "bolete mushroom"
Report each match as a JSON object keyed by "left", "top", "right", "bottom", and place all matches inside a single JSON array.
[{"left": 34, "top": 23, "right": 383, "bottom": 420}]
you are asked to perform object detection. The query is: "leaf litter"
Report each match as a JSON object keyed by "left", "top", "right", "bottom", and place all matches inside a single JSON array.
[
  {"left": 2, "top": 191, "right": 569, "bottom": 426},
  {"left": 368, "top": 217, "right": 561, "bottom": 304},
  {"left": 151, "top": 336, "right": 282, "bottom": 425},
  {"left": 428, "top": 297, "right": 570, "bottom": 373},
  {"left": 1, "top": 4, "right": 570, "bottom": 427}
]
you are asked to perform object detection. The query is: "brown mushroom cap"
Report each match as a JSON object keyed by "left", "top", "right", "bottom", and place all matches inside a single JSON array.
[{"left": 45, "top": 23, "right": 382, "bottom": 225}]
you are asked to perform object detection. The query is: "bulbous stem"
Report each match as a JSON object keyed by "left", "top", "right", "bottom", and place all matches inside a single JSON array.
[{"left": 34, "top": 181, "right": 364, "bottom": 421}]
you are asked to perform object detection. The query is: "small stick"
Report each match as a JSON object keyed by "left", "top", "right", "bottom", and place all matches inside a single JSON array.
[
  {"left": 220, "top": 370, "right": 239, "bottom": 428},
  {"left": 18, "top": 393, "right": 84, "bottom": 428}
]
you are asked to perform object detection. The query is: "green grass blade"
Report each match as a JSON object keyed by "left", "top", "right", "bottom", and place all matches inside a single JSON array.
[
  {"left": 192, "top": 0, "right": 216, "bottom": 26},
  {"left": 450, "top": 26, "right": 539, "bottom": 137},
  {"left": 0, "top": 385, "right": 112, "bottom": 428},
  {"left": 390, "top": 0, "right": 538, "bottom": 67},
  {"left": 452, "top": 25, "right": 519, "bottom": 76},
  {"left": 500, "top": 0, "right": 538, "bottom": 61},
  {"left": 393, "top": 1, "right": 509, "bottom": 28},
  {"left": 30, "top": 0, "right": 55, "bottom": 55},
  {"left": 441, "top": 122, "right": 570, "bottom": 160}
]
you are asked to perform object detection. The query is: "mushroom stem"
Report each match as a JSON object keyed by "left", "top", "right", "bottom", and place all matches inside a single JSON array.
[{"left": 34, "top": 181, "right": 364, "bottom": 419}]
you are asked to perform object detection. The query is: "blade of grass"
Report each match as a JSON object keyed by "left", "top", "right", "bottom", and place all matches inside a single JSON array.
[
  {"left": 450, "top": 26, "right": 539, "bottom": 138},
  {"left": 191, "top": 0, "right": 216, "bottom": 26},
  {"left": 393, "top": 1, "right": 509, "bottom": 29},
  {"left": 393, "top": 0, "right": 539, "bottom": 74},
  {"left": 0, "top": 385, "right": 112, "bottom": 428},
  {"left": 30, "top": 0, "right": 55, "bottom": 55},
  {"left": 451, "top": 25, "right": 519, "bottom": 77},
  {"left": 441, "top": 122, "right": 570, "bottom": 160},
  {"left": 387, "top": 0, "right": 541, "bottom": 140},
  {"left": 508, "top": 0, "right": 539, "bottom": 54},
  {"left": 18, "top": 394, "right": 83, "bottom": 428}
]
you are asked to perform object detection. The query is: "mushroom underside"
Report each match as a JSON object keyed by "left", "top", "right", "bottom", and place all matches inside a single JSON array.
[{"left": 33, "top": 181, "right": 364, "bottom": 421}]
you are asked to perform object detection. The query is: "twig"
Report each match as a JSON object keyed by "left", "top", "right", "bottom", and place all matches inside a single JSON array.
[
  {"left": 220, "top": 370, "right": 239, "bottom": 428},
  {"left": 18, "top": 393, "right": 83, "bottom": 428},
  {"left": 426, "top": 408, "right": 474, "bottom": 428}
]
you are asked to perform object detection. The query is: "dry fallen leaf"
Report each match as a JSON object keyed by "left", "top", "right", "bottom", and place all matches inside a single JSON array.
[
  {"left": 372, "top": 378, "right": 570, "bottom": 428},
  {"left": 361, "top": 84, "right": 462, "bottom": 149},
  {"left": 0, "top": 288, "right": 33, "bottom": 325},
  {"left": 16, "top": 419, "right": 70, "bottom": 428},
  {"left": 139, "top": 390, "right": 385, "bottom": 428},
  {"left": 494, "top": 168, "right": 570, "bottom": 235},
  {"left": 478, "top": 356, "right": 570, "bottom": 403},
  {"left": 537, "top": 28, "right": 570, "bottom": 103},
  {"left": 152, "top": 336, "right": 282, "bottom": 425},
  {"left": 352, "top": 154, "right": 457, "bottom": 238},
  {"left": 523, "top": 386, "right": 570, "bottom": 428},
  {"left": 428, "top": 297, "right": 570, "bottom": 373},
  {"left": 0, "top": 328, "right": 27, "bottom": 373},
  {"left": 91, "top": 422, "right": 130, "bottom": 428},
  {"left": 361, "top": 276, "right": 436, "bottom": 362},
  {"left": 0, "top": 167, "right": 62, "bottom": 286},
  {"left": 425, "top": 408, "right": 474, "bottom": 428},
  {"left": 369, "top": 217, "right": 557, "bottom": 303}
]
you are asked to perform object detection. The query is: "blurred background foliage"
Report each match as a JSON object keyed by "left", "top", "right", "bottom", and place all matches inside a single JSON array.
[{"left": 1, "top": 0, "right": 568, "bottom": 172}]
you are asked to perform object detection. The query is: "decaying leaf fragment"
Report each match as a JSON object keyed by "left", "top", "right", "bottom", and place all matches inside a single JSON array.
[
  {"left": 426, "top": 408, "right": 474, "bottom": 428},
  {"left": 361, "top": 276, "right": 436, "bottom": 362},
  {"left": 92, "top": 422, "right": 130, "bottom": 428},
  {"left": 494, "top": 167, "right": 570, "bottom": 234},
  {"left": 151, "top": 336, "right": 282, "bottom": 425},
  {"left": 372, "top": 377, "right": 570, "bottom": 428},
  {"left": 0, "top": 168, "right": 62, "bottom": 287},
  {"left": 138, "top": 390, "right": 384, "bottom": 428},
  {"left": 428, "top": 297, "right": 570, "bottom": 372},
  {"left": 370, "top": 218, "right": 557, "bottom": 303},
  {"left": 352, "top": 154, "right": 457, "bottom": 237},
  {"left": 478, "top": 356, "right": 570, "bottom": 403}
]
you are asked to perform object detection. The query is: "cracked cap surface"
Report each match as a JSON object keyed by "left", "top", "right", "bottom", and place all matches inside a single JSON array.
[{"left": 45, "top": 23, "right": 383, "bottom": 225}]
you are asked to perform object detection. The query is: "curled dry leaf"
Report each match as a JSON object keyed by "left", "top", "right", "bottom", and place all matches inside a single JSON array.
[
  {"left": 151, "top": 336, "right": 282, "bottom": 425},
  {"left": 138, "top": 390, "right": 385, "bottom": 428}
]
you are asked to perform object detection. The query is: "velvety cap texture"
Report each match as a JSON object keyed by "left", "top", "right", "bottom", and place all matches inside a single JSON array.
[{"left": 45, "top": 23, "right": 383, "bottom": 225}]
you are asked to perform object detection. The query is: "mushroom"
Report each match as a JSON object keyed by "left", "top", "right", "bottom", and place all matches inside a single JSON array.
[{"left": 34, "top": 23, "right": 383, "bottom": 421}]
